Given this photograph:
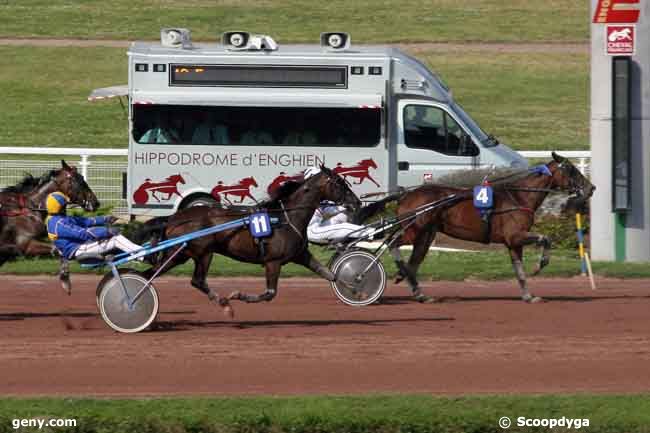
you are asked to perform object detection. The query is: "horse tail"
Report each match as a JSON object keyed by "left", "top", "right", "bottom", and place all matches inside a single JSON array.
[{"left": 353, "top": 189, "right": 405, "bottom": 224}]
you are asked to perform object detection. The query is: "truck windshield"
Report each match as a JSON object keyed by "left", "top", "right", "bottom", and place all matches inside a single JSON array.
[
  {"left": 132, "top": 105, "right": 381, "bottom": 147},
  {"left": 450, "top": 102, "right": 494, "bottom": 147}
]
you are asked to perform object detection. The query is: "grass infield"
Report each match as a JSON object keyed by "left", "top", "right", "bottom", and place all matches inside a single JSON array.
[
  {"left": 1, "top": 247, "right": 649, "bottom": 280},
  {"left": 1, "top": 394, "right": 650, "bottom": 433},
  {"left": 0, "top": 0, "right": 588, "bottom": 43},
  {"left": 0, "top": 47, "right": 588, "bottom": 151}
]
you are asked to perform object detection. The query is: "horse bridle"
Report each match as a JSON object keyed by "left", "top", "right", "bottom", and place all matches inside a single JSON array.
[
  {"left": 324, "top": 173, "right": 359, "bottom": 213},
  {"left": 55, "top": 170, "right": 93, "bottom": 210},
  {"left": 556, "top": 160, "right": 586, "bottom": 198}
]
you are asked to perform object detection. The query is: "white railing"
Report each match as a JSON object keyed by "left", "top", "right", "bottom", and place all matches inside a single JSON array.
[
  {"left": 0, "top": 147, "right": 592, "bottom": 215},
  {"left": 518, "top": 151, "right": 591, "bottom": 175},
  {"left": 0, "top": 147, "right": 129, "bottom": 213}
]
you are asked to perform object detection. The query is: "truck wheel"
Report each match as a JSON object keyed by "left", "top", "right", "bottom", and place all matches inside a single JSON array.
[{"left": 182, "top": 196, "right": 217, "bottom": 209}]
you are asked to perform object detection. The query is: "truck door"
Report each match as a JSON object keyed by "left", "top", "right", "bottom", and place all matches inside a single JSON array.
[{"left": 396, "top": 100, "right": 480, "bottom": 187}]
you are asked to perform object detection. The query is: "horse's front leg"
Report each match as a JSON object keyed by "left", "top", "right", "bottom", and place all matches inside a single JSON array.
[
  {"left": 21, "top": 239, "right": 55, "bottom": 257},
  {"left": 190, "top": 253, "right": 233, "bottom": 317},
  {"left": 507, "top": 245, "right": 543, "bottom": 303},
  {"left": 530, "top": 233, "right": 552, "bottom": 276},
  {"left": 229, "top": 260, "right": 281, "bottom": 303}
]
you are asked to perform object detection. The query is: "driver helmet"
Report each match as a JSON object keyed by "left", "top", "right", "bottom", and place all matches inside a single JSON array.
[{"left": 46, "top": 192, "right": 70, "bottom": 215}]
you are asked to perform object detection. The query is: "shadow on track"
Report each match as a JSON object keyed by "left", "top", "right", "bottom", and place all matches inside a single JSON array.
[
  {"left": 387, "top": 294, "right": 650, "bottom": 304},
  {"left": 0, "top": 310, "right": 195, "bottom": 322},
  {"left": 148, "top": 316, "right": 454, "bottom": 332}
]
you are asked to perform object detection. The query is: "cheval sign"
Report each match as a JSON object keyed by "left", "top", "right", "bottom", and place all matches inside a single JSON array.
[{"left": 607, "top": 25, "right": 635, "bottom": 55}]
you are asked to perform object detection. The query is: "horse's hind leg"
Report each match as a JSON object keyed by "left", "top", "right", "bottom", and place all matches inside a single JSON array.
[
  {"left": 229, "top": 260, "right": 281, "bottom": 303},
  {"left": 293, "top": 249, "right": 335, "bottom": 281},
  {"left": 405, "top": 228, "right": 437, "bottom": 303},
  {"left": 191, "top": 253, "right": 233, "bottom": 317},
  {"left": 508, "top": 246, "right": 543, "bottom": 303},
  {"left": 390, "top": 244, "right": 429, "bottom": 302}
]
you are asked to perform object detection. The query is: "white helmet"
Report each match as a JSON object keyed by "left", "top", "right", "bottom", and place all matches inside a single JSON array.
[{"left": 303, "top": 167, "right": 321, "bottom": 179}]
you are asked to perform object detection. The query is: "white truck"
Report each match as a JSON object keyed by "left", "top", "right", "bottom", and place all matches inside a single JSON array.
[{"left": 90, "top": 29, "right": 527, "bottom": 216}]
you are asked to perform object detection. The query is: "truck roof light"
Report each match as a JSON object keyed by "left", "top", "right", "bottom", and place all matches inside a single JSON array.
[
  {"left": 320, "top": 32, "right": 351, "bottom": 51},
  {"left": 160, "top": 28, "right": 192, "bottom": 49},
  {"left": 222, "top": 32, "right": 278, "bottom": 51}
]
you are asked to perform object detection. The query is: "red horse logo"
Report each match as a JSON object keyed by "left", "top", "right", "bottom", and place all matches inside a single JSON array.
[
  {"left": 211, "top": 177, "right": 258, "bottom": 204},
  {"left": 133, "top": 174, "right": 186, "bottom": 205},
  {"left": 267, "top": 171, "right": 303, "bottom": 195},
  {"left": 333, "top": 159, "right": 380, "bottom": 187}
]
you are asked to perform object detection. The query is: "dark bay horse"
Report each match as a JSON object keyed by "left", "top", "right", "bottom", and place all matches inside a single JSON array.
[
  {"left": 0, "top": 160, "right": 100, "bottom": 266},
  {"left": 138, "top": 166, "right": 360, "bottom": 315},
  {"left": 377, "top": 153, "right": 595, "bottom": 303}
]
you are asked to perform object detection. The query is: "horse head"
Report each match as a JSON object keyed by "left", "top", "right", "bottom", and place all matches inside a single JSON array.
[
  {"left": 242, "top": 177, "right": 258, "bottom": 188},
  {"left": 56, "top": 160, "right": 100, "bottom": 211},
  {"left": 549, "top": 152, "right": 595, "bottom": 202},
  {"left": 314, "top": 165, "right": 361, "bottom": 213},
  {"left": 168, "top": 174, "right": 186, "bottom": 184},
  {"left": 360, "top": 158, "right": 377, "bottom": 169}
]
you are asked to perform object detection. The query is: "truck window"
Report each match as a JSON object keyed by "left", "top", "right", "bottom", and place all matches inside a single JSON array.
[
  {"left": 132, "top": 105, "right": 380, "bottom": 147},
  {"left": 403, "top": 105, "right": 478, "bottom": 156}
]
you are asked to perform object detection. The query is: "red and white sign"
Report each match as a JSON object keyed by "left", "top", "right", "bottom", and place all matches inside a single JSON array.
[
  {"left": 606, "top": 25, "right": 635, "bottom": 55},
  {"left": 593, "top": 0, "right": 640, "bottom": 23}
]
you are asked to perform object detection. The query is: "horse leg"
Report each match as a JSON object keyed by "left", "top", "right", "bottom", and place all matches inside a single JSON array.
[
  {"left": 292, "top": 248, "right": 335, "bottom": 281},
  {"left": 390, "top": 243, "right": 428, "bottom": 302},
  {"left": 229, "top": 260, "right": 281, "bottom": 303},
  {"left": 21, "top": 240, "right": 54, "bottom": 257},
  {"left": 367, "top": 174, "right": 380, "bottom": 187},
  {"left": 405, "top": 228, "right": 438, "bottom": 303},
  {"left": 508, "top": 245, "right": 543, "bottom": 303},
  {"left": 530, "top": 234, "right": 552, "bottom": 276},
  {"left": 190, "top": 253, "right": 233, "bottom": 317}
]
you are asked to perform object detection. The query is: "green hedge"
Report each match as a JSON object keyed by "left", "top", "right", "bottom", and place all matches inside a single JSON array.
[{"left": 2, "top": 395, "right": 650, "bottom": 433}]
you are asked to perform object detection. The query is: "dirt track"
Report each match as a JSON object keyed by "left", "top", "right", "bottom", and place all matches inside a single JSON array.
[{"left": 1, "top": 275, "right": 649, "bottom": 397}]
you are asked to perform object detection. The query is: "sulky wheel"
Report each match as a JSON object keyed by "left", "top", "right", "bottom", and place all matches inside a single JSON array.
[
  {"left": 330, "top": 250, "right": 386, "bottom": 306},
  {"left": 97, "top": 270, "right": 159, "bottom": 333}
]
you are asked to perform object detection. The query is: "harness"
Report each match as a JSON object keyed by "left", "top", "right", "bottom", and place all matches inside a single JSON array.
[{"left": 0, "top": 194, "right": 38, "bottom": 217}]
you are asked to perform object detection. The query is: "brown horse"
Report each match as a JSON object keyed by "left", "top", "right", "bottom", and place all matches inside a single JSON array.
[
  {"left": 0, "top": 160, "right": 100, "bottom": 266},
  {"left": 137, "top": 166, "right": 360, "bottom": 315},
  {"left": 376, "top": 152, "right": 594, "bottom": 303}
]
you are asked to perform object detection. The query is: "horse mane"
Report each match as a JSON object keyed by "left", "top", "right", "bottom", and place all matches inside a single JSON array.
[
  {"left": 260, "top": 178, "right": 305, "bottom": 207},
  {"left": 1, "top": 170, "right": 58, "bottom": 193}
]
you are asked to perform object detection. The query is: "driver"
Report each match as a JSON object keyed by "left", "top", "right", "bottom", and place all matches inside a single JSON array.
[
  {"left": 303, "top": 167, "right": 373, "bottom": 244},
  {"left": 46, "top": 192, "right": 143, "bottom": 261}
]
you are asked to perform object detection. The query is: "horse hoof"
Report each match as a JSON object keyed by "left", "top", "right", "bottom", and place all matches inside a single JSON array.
[
  {"left": 228, "top": 291, "right": 242, "bottom": 301},
  {"left": 59, "top": 274, "right": 71, "bottom": 296},
  {"left": 415, "top": 294, "right": 436, "bottom": 304},
  {"left": 523, "top": 295, "right": 544, "bottom": 304}
]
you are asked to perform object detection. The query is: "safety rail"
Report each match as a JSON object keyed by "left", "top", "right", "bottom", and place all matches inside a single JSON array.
[{"left": 0, "top": 147, "right": 591, "bottom": 215}]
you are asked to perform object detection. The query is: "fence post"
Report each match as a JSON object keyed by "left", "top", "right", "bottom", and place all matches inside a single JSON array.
[
  {"left": 80, "top": 154, "right": 90, "bottom": 180},
  {"left": 577, "top": 157, "right": 588, "bottom": 175}
]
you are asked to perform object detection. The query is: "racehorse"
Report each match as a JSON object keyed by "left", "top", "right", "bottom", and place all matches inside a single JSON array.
[
  {"left": 136, "top": 166, "right": 360, "bottom": 316},
  {"left": 210, "top": 177, "right": 258, "bottom": 204},
  {"left": 132, "top": 174, "right": 185, "bottom": 205},
  {"left": 367, "top": 153, "right": 595, "bottom": 303},
  {"left": 333, "top": 159, "right": 380, "bottom": 187},
  {"left": 0, "top": 160, "right": 100, "bottom": 266}
]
